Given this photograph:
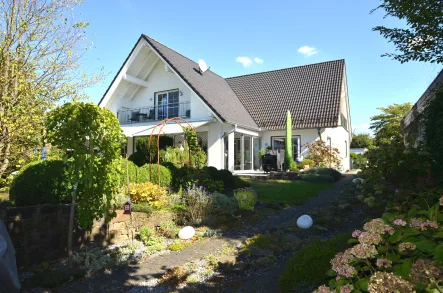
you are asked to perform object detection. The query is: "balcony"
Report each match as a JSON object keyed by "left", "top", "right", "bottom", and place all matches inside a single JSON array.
[{"left": 117, "top": 102, "right": 191, "bottom": 124}]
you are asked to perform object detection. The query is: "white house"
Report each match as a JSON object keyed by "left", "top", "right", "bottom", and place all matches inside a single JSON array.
[{"left": 99, "top": 35, "right": 352, "bottom": 172}]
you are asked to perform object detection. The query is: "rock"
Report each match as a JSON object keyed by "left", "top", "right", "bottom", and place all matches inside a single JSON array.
[
  {"left": 178, "top": 226, "right": 195, "bottom": 240},
  {"left": 352, "top": 178, "right": 364, "bottom": 184},
  {"left": 296, "top": 215, "right": 313, "bottom": 229},
  {"left": 250, "top": 247, "right": 274, "bottom": 257}
]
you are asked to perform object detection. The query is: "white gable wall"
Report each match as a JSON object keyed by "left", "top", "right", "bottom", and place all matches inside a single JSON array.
[{"left": 323, "top": 126, "right": 351, "bottom": 171}]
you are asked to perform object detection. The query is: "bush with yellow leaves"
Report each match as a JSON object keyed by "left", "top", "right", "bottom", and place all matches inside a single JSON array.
[{"left": 129, "top": 182, "right": 167, "bottom": 209}]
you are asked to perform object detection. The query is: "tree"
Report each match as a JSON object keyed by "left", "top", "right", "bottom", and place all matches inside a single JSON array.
[
  {"left": 0, "top": 0, "right": 102, "bottom": 180},
  {"left": 370, "top": 103, "right": 412, "bottom": 145},
  {"left": 46, "top": 102, "right": 125, "bottom": 267},
  {"left": 350, "top": 133, "right": 374, "bottom": 148},
  {"left": 372, "top": 0, "right": 443, "bottom": 64},
  {"left": 284, "top": 110, "right": 293, "bottom": 170}
]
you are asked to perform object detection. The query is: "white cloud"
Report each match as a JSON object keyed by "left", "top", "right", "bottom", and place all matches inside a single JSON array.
[
  {"left": 236, "top": 56, "right": 253, "bottom": 68},
  {"left": 254, "top": 57, "right": 264, "bottom": 64},
  {"left": 297, "top": 46, "right": 319, "bottom": 57}
]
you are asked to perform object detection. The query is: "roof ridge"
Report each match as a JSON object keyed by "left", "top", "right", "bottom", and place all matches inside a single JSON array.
[
  {"left": 141, "top": 34, "right": 227, "bottom": 80},
  {"left": 225, "top": 59, "right": 345, "bottom": 80}
]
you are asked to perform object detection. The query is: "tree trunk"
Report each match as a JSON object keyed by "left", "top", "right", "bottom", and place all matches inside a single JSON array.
[
  {"left": 67, "top": 183, "right": 78, "bottom": 268},
  {"left": 0, "top": 141, "right": 11, "bottom": 178}
]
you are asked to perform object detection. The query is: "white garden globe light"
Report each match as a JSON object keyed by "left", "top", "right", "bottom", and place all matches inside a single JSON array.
[
  {"left": 178, "top": 226, "right": 195, "bottom": 240},
  {"left": 297, "top": 215, "right": 313, "bottom": 229}
]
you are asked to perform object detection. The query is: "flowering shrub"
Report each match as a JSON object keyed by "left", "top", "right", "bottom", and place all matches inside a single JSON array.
[
  {"left": 313, "top": 198, "right": 443, "bottom": 293},
  {"left": 305, "top": 140, "right": 341, "bottom": 168},
  {"left": 183, "top": 186, "right": 213, "bottom": 225},
  {"left": 129, "top": 182, "right": 167, "bottom": 208},
  {"left": 234, "top": 187, "right": 257, "bottom": 211}
]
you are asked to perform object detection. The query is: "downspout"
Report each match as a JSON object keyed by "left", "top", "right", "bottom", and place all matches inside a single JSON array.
[{"left": 317, "top": 127, "right": 322, "bottom": 140}]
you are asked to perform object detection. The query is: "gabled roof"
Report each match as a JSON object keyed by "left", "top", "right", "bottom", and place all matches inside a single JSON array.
[
  {"left": 142, "top": 35, "right": 259, "bottom": 130},
  {"left": 100, "top": 35, "right": 346, "bottom": 131},
  {"left": 226, "top": 60, "right": 345, "bottom": 130}
]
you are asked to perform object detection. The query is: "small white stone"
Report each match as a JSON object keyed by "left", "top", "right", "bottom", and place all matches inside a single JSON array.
[
  {"left": 296, "top": 215, "right": 313, "bottom": 229},
  {"left": 178, "top": 226, "right": 195, "bottom": 240}
]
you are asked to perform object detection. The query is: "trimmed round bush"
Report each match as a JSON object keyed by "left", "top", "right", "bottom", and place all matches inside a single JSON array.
[
  {"left": 120, "top": 158, "right": 138, "bottom": 186},
  {"left": 138, "top": 164, "right": 172, "bottom": 187},
  {"left": 10, "top": 160, "right": 71, "bottom": 206}
]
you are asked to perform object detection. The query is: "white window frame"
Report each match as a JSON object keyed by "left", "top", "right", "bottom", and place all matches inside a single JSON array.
[
  {"left": 155, "top": 89, "right": 179, "bottom": 119},
  {"left": 271, "top": 135, "right": 301, "bottom": 159}
]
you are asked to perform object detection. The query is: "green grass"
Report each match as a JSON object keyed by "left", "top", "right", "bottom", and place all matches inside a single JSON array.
[
  {"left": 245, "top": 179, "right": 331, "bottom": 205},
  {"left": 279, "top": 234, "right": 351, "bottom": 293}
]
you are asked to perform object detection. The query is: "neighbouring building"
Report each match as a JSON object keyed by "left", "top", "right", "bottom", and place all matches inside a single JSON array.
[
  {"left": 99, "top": 35, "right": 352, "bottom": 172},
  {"left": 402, "top": 69, "right": 443, "bottom": 146}
]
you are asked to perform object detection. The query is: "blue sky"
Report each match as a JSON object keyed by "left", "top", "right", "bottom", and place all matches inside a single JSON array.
[{"left": 78, "top": 0, "right": 442, "bottom": 134}]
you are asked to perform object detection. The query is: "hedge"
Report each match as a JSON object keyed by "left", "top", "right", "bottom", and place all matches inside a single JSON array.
[{"left": 9, "top": 160, "right": 71, "bottom": 206}]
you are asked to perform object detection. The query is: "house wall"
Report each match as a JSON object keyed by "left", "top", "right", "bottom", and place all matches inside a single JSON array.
[
  {"left": 261, "top": 128, "right": 323, "bottom": 158},
  {"left": 261, "top": 127, "right": 350, "bottom": 171},
  {"left": 324, "top": 126, "right": 351, "bottom": 171},
  {"left": 207, "top": 121, "right": 224, "bottom": 169},
  {"left": 106, "top": 58, "right": 212, "bottom": 122}
]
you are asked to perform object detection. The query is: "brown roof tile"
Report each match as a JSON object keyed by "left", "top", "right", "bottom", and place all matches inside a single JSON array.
[{"left": 226, "top": 60, "right": 345, "bottom": 130}]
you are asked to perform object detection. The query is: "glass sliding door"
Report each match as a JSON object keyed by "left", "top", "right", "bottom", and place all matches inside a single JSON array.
[
  {"left": 156, "top": 89, "right": 179, "bottom": 120},
  {"left": 271, "top": 136, "right": 301, "bottom": 169}
]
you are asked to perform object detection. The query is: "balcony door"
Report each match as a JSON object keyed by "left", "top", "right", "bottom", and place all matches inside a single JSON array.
[{"left": 156, "top": 89, "right": 179, "bottom": 120}]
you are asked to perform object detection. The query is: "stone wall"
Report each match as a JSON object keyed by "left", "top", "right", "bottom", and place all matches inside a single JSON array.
[{"left": 2, "top": 205, "right": 173, "bottom": 268}]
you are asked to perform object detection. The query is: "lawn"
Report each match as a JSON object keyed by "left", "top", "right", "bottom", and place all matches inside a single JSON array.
[{"left": 245, "top": 179, "right": 331, "bottom": 205}]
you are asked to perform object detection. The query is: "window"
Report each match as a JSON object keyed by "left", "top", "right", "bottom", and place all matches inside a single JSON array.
[
  {"left": 271, "top": 136, "right": 301, "bottom": 159},
  {"left": 156, "top": 89, "right": 179, "bottom": 119}
]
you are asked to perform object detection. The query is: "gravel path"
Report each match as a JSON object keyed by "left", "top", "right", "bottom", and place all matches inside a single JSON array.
[{"left": 61, "top": 173, "right": 358, "bottom": 293}]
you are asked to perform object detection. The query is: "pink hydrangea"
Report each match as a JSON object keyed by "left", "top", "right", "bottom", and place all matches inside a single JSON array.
[
  {"left": 384, "top": 225, "right": 395, "bottom": 235},
  {"left": 358, "top": 231, "right": 382, "bottom": 245},
  {"left": 340, "top": 284, "right": 354, "bottom": 293},
  {"left": 399, "top": 242, "right": 416, "bottom": 252},
  {"left": 409, "top": 218, "right": 424, "bottom": 228},
  {"left": 393, "top": 219, "right": 407, "bottom": 226},
  {"left": 352, "top": 230, "right": 362, "bottom": 238},
  {"left": 314, "top": 285, "right": 334, "bottom": 293},
  {"left": 419, "top": 220, "right": 438, "bottom": 231},
  {"left": 349, "top": 244, "right": 378, "bottom": 259},
  {"left": 363, "top": 218, "right": 386, "bottom": 234},
  {"left": 331, "top": 251, "right": 356, "bottom": 278},
  {"left": 376, "top": 258, "right": 392, "bottom": 268}
]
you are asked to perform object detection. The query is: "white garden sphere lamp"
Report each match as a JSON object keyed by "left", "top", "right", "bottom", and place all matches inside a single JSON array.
[
  {"left": 178, "top": 226, "right": 195, "bottom": 240},
  {"left": 297, "top": 215, "right": 313, "bottom": 229}
]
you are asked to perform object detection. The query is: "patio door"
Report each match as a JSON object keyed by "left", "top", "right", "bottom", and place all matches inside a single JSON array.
[{"left": 156, "top": 90, "right": 179, "bottom": 120}]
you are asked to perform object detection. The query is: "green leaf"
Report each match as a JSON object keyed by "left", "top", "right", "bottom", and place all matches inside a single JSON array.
[
  {"left": 355, "top": 278, "right": 369, "bottom": 292},
  {"left": 414, "top": 240, "right": 437, "bottom": 254},
  {"left": 434, "top": 244, "right": 443, "bottom": 261},
  {"left": 432, "top": 232, "right": 443, "bottom": 239},
  {"left": 428, "top": 203, "right": 440, "bottom": 222},
  {"left": 408, "top": 208, "right": 417, "bottom": 218},
  {"left": 389, "top": 230, "right": 402, "bottom": 243},
  {"left": 382, "top": 212, "right": 395, "bottom": 223},
  {"left": 394, "top": 258, "right": 412, "bottom": 279}
]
